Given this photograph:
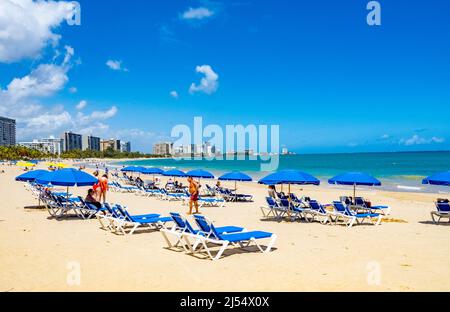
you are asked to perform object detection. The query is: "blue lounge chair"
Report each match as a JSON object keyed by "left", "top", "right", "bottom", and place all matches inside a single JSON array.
[
  {"left": 305, "top": 200, "right": 332, "bottom": 224},
  {"left": 260, "top": 197, "right": 284, "bottom": 220},
  {"left": 46, "top": 194, "right": 81, "bottom": 219},
  {"left": 431, "top": 202, "right": 450, "bottom": 224},
  {"left": 77, "top": 196, "right": 107, "bottom": 219},
  {"left": 279, "top": 198, "right": 305, "bottom": 220},
  {"left": 191, "top": 215, "right": 277, "bottom": 261},
  {"left": 354, "top": 197, "right": 391, "bottom": 215},
  {"left": 332, "top": 201, "right": 382, "bottom": 228},
  {"left": 160, "top": 212, "right": 244, "bottom": 253},
  {"left": 113, "top": 205, "right": 172, "bottom": 235}
]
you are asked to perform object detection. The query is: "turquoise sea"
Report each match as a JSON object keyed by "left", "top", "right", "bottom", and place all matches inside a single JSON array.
[{"left": 117, "top": 151, "right": 450, "bottom": 193}]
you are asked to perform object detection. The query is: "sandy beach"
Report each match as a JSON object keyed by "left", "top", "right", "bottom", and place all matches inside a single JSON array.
[{"left": 1, "top": 162, "right": 449, "bottom": 292}]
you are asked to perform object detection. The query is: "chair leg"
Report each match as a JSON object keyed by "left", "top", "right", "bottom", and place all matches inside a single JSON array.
[{"left": 212, "top": 241, "right": 229, "bottom": 261}]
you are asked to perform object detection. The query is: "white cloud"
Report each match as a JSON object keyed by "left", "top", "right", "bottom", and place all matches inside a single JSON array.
[
  {"left": 0, "top": 46, "right": 74, "bottom": 118},
  {"left": 381, "top": 134, "right": 390, "bottom": 140},
  {"left": 106, "top": 59, "right": 128, "bottom": 72},
  {"left": 63, "top": 45, "right": 74, "bottom": 65},
  {"left": 170, "top": 91, "right": 179, "bottom": 99},
  {"left": 181, "top": 7, "right": 214, "bottom": 20},
  {"left": 115, "top": 128, "right": 155, "bottom": 139},
  {"left": 5, "top": 63, "right": 69, "bottom": 100},
  {"left": 68, "top": 86, "right": 78, "bottom": 93},
  {"left": 78, "top": 122, "right": 110, "bottom": 136},
  {"left": 400, "top": 134, "right": 445, "bottom": 146},
  {"left": 0, "top": 0, "right": 76, "bottom": 63},
  {"left": 76, "top": 106, "right": 118, "bottom": 125},
  {"left": 189, "top": 65, "right": 219, "bottom": 95},
  {"left": 76, "top": 100, "right": 87, "bottom": 110}
]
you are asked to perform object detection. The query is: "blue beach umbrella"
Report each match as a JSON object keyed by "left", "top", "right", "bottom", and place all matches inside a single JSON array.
[
  {"left": 121, "top": 166, "right": 145, "bottom": 173},
  {"left": 187, "top": 169, "right": 215, "bottom": 179},
  {"left": 259, "top": 170, "right": 320, "bottom": 186},
  {"left": 422, "top": 171, "right": 450, "bottom": 186},
  {"left": 219, "top": 171, "right": 253, "bottom": 182},
  {"left": 219, "top": 171, "right": 253, "bottom": 200},
  {"left": 35, "top": 168, "right": 97, "bottom": 204},
  {"left": 142, "top": 167, "right": 164, "bottom": 181},
  {"left": 163, "top": 169, "right": 187, "bottom": 178},
  {"left": 328, "top": 172, "right": 381, "bottom": 199},
  {"left": 259, "top": 170, "right": 320, "bottom": 218},
  {"left": 36, "top": 168, "right": 97, "bottom": 187},
  {"left": 16, "top": 170, "right": 50, "bottom": 207},
  {"left": 142, "top": 167, "right": 164, "bottom": 175},
  {"left": 16, "top": 170, "right": 49, "bottom": 182}
]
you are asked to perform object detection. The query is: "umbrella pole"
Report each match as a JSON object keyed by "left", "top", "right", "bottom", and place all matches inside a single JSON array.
[
  {"left": 353, "top": 184, "right": 356, "bottom": 204},
  {"left": 235, "top": 180, "right": 237, "bottom": 202},
  {"left": 288, "top": 183, "right": 291, "bottom": 219}
]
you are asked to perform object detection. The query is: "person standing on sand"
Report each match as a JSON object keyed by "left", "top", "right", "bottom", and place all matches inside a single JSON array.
[
  {"left": 93, "top": 171, "right": 101, "bottom": 201},
  {"left": 99, "top": 174, "right": 109, "bottom": 203},
  {"left": 187, "top": 176, "right": 200, "bottom": 215}
]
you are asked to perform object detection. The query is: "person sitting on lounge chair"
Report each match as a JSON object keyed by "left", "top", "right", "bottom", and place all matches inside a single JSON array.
[
  {"left": 85, "top": 189, "right": 102, "bottom": 209},
  {"left": 268, "top": 185, "right": 277, "bottom": 199}
]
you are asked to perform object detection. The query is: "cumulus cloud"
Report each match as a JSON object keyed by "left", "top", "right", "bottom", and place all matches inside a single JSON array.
[
  {"left": 76, "top": 100, "right": 87, "bottom": 110},
  {"left": 76, "top": 106, "right": 118, "bottom": 125},
  {"left": 400, "top": 134, "right": 445, "bottom": 146},
  {"left": 0, "top": 0, "right": 76, "bottom": 63},
  {"left": 189, "top": 65, "right": 219, "bottom": 95},
  {"left": 0, "top": 46, "right": 74, "bottom": 117},
  {"left": 0, "top": 46, "right": 117, "bottom": 139},
  {"left": 170, "top": 91, "right": 179, "bottom": 99},
  {"left": 5, "top": 63, "right": 69, "bottom": 100},
  {"left": 106, "top": 59, "right": 128, "bottom": 72},
  {"left": 181, "top": 7, "right": 214, "bottom": 20}
]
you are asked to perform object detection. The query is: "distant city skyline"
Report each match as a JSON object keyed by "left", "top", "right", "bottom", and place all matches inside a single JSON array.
[{"left": 1, "top": 1, "right": 449, "bottom": 154}]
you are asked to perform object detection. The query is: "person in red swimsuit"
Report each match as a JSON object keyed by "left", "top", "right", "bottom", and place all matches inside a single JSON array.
[
  {"left": 92, "top": 171, "right": 101, "bottom": 201},
  {"left": 187, "top": 176, "right": 200, "bottom": 215},
  {"left": 99, "top": 174, "right": 109, "bottom": 203}
]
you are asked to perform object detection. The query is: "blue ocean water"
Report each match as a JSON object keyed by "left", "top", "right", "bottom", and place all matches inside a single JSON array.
[{"left": 117, "top": 151, "right": 450, "bottom": 192}]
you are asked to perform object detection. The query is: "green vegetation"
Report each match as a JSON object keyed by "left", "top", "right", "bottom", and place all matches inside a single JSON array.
[
  {"left": 0, "top": 146, "right": 161, "bottom": 160},
  {"left": 0, "top": 145, "right": 53, "bottom": 160},
  {"left": 61, "top": 147, "right": 159, "bottom": 159}
]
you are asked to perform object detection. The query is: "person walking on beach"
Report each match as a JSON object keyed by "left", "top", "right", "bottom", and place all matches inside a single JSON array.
[
  {"left": 93, "top": 171, "right": 101, "bottom": 201},
  {"left": 99, "top": 174, "right": 109, "bottom": 203},
  {"left": 187, "top": 176, "right": 200, "bottom": 215}
]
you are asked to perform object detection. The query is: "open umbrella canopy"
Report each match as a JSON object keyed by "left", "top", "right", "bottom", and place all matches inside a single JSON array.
[
  {"left": 259, "top": 170, "right": 320, "bottom": 185},
  {"left": 16, "top": 170, "right": 49, "bottom": 182},
  {"left": 186, "top": 169, "right": 215, "bottom": 179},
  {"left": 163, "top": 169, "right": 187, "bottom": 177},
  {"left": 36, "top": 168, "right": 97, "bottom": 187},
  {"left": 121, "top": 166, "right": 146, "bottom": 173},
  {"left": 328, "top": 172, "right": 381, "bottom": 186},
  {"left": 422, "top": 171, "right": 450, "bottom": 186},
  {"left": 142, "top": 167, "right": 164, "bottom": 175},
  {"left": 17, "top": 161, "right": 35, "bottom": 167},
  {"left": 219, "top": 171, "right": 252, "bottom": 182}
]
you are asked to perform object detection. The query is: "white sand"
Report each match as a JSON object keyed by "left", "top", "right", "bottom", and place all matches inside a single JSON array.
[{"left": 1, "top": 163, "right": 449, "bottom": 292}]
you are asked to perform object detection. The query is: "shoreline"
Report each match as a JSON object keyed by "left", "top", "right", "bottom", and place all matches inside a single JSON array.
[{"left": 105, "top": 158, "right": 449, "bottom": 195}]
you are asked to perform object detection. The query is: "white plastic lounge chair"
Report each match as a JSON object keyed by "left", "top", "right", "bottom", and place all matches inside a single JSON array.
[
  {"left": 304, "top": 200, "right": 332, "bottom": 224},
  {"left": 431, "top": 202, "right": 450, "bottom": 224},
  {"left": 332, "top": 201, "right": 382, "bottom": 228},
  {"left": 113, "top": 205, "right": 171, "bottom": 235},
  {"left": 354, "top": 197, "right": 391, "bottom": 215},
  {"left": 160, "top": 212, "right": 244, "bottom": 253},
  {"left": 191, "top": 215, "right": 277, "bottom": 261}
]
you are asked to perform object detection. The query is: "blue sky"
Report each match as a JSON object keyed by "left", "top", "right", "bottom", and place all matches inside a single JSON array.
[{"left": 1, "top": 0, "right": 449, "bottom": 153}]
